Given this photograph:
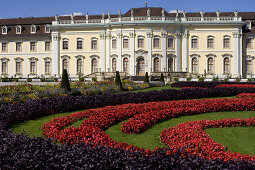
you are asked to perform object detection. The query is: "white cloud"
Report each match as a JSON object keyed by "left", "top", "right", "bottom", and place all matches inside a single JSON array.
[
  {"left": 61, "top": 12, "right": 83, "bottom": 16},
  {"left": 169, "top": 10, "right": 185, "bottom": 13}
]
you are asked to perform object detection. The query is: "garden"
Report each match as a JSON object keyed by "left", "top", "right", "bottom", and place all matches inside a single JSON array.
[{"left": 1, "top": 72, "right": 255, "bottom": 169}]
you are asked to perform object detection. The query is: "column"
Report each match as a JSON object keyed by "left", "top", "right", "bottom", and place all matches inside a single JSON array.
[
  {"left": 23, "top": 42, "right": 28, "bottom": 77},
  {"left": 100, "top": 33, "right": 106, "bottom": 72},
  {"left": 38, "top": 41, "right": 42, "bottom": 76},
  {"left": 147, "top": 32, "right": 152, "bottom": 74},
  {"left": 129, "top": 32, "right": 135, "bottom": 75},
  {"left": 176, "top": 32, "right": 182, "bottom": 72},
  {"left": 51, "top": 31, "right": 60, "bottom": 77},
  {"left": 106, "top": 30, "right": 111, "bottom": 72},
  {"left": 9, "top": 42, "right": 13, "bottom": 77},
  {"left": 239, "top": 30, "right": 243, "bottom": 77},
  {"left": 182, "top": 29, "right": 189, "bottom": 72},
  {"left": 117, "top": 32, "right": 122, "bottom": 71},
  {"left": 233, "top": 29, "right": 241, "bottom": 77},
  {"left": 161, "top": 31, "right": 167, "bottom": 72}
]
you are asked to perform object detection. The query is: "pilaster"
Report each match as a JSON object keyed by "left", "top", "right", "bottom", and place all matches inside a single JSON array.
[
  {"left": 129, "top": 31, "right": 135, "bottom": 75},
  {"left": 117, "top": 32, "right": 122, "bottom": 71},
  {"left": 100, "top": 33, "right": 106, "bottom": 72},
  {"left": 51, "top": 31, "right": 60, "bottom": 77},
  {"left": 106, "top": 30, "right": 111, "bottom": 72},
  {"left": 176, "top": 31, "right": 182, "bottom": 72},
  {"left": 233, "top": 29, "right": 242, "bottom": 77},
  {"left": 147, "top": 32, "right": 152, "bottom": 74},
  {"left": 182, "top": 29, "right": 189, "bottom": 72},
  {"left": 161, "top": 31, "right": 167, "bottom": 72}
]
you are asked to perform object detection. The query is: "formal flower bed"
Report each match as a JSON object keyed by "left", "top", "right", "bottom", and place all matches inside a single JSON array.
[
  {"left": 161, "top": 118, "right": 255, "bottom": 161},
  {"left": 172, "top": 82, "right": 255, "bottom": 88},
  {"left": 43, "top": 98, "right": 255, "bottom": 162},
  {"left": 216, "top": 84, "right": 255, "bottom": 88},
  {"left": 237, "top": 93, "right": 255, "bottom": 98}
]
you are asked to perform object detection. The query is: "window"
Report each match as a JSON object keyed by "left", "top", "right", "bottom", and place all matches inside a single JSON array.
[
  {"left": 45, "top": 26, "right": 50, "bottom": 33},
  {"left": 192, "top": 58, "right": 199, "bottom": 73},
  {"left": 112, "top": 39, "right": 117, "bottom": 49},
  {"left": 207, "top": 36, "right": 214, "bottom": 48},
  {"left": 2, "top": 43, "right": 7, "bottom": 52},
  {"left": 245, "top": 20, "right": 252, "bottom": 30},
  {"left": 16, "top": 42, "right": 22, "bottom": 52},
  {"left": 2, "top": 62, "right": 7, "bottom": 74},
  {"left": 91, "top": 38, "right": 98, "bottom": 49},
  {"left": 16, "top": 26, "right": 22, "bottom": 34},
  {"left": 2, "top": 26, "right": 7, "bottom": 34},
  {"left": 224, "top": 57, "right": 230, "bottom": 74},
  {"left": 16, "top": 62, "right": 22, "bottom": 74},
  {"left": 63, "top": 59, "right": 68, "bottom": 70},
  {"left": 207, "top": 57, "right": 214, "bottom": 74},
  {"left": 153, "top": 57, "right": 160, "bottom": 72},
  {"left": 123, "top": 37, "right": 129, "bottom": 48},
  {"left": 247, "top": 60, "right": 252, "bottom": 74},
  {"left": 45, "top": 61, "right": 50, "bottom": 74},
  {"left": 77, "top": 59, "right": 82, "bottom": 74},
  {"left": 168, "top": 37, "right": 174, "bottom": 48},
  {"left": 31, "top": 25, "right": 36, "bottom": 33},
  {"left": 168, "top": 58, "right": 174, "bottom": 72},
  {"left": 123, "top": 58, "right": 129, "bottom": 72},
  {"left": 30, "top": 42, "right": 36, "bottom": 51},
  {"left": 91, "top": 58, "right": 97, "bottom": 73},
  {"left": 246, "top": 38, "right": 252, "bottom": 49},
  {"left": 45, "top": 42, "right": 51, "bottom": 51},
  {"left": 112, "top": 58, "right": 116, "bottom": 72},
  {"left": 223, "top": 36, "right": 230, "bottom": 48},
  {"left": 63, "top": 39, "right": 68, "bottom": 50},
  {"left": 191, "top": 37, "right": 198, "bottom": 48},
  {"left": 30, "top": 61, "right": 36, "bottom": 74},
  {"left": 77, "top": 38, "right": 83, "bottom": 50},
  {"left": 138, "top": 37, "right": 144, "bottom": 48},
  {"left": 153, "top": 36, "right": 160, "bottom": 48}
]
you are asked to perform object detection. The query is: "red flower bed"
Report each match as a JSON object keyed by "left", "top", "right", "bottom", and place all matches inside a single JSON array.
[
  {"left": 160, "top": 118, "right": 255, "bottom": 161},
  {"left": 237, "top": 93, "right": 255, "bottom": 98},
  {"left": 216, "top": 84, "right": 255, "bottom": 88},
  {"left": 42, "top": 98, "right": 255, "bottom": 161}
]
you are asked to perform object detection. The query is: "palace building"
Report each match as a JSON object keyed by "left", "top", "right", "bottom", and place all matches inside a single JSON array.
[{"left": 0, "top": 7, "right": 255, "bottom": 80}]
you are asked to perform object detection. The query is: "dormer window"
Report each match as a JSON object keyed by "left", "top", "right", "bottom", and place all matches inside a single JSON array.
[
  {"left": 45, "top": 25, "right": 50, "bottom": 33},
  {"left": 245, "top": 20, "right": 252, "bottom": 30},
  {"left": 31, "top": 25, "right": 36, "bottom": 33},
  {"left": 2, "top": 26, "right": 7, "bottom": 34},
  {"left": 16, "top": 25, "right": 22, "bottom": 34}
]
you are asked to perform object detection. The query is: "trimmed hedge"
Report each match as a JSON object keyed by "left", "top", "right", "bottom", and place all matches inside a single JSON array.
[{"left": 1, "top": 87, "right": 255, "bottom": 168}]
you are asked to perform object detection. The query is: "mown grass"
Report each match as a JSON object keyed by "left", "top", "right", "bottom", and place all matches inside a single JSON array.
[{"left": 122, "top": 85, "right": 180, "bottom": 93}]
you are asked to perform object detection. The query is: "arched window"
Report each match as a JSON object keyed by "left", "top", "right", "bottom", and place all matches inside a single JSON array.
[
  {"left": 30, "top": 61, "right": 36, "bottom": 74},
  {"left": 153, "top": 36, "right": 160, "bottom": 48},
  {"left": 31, "top": 25, "right": 36, "bottom": 33},
  {"left": 77, "top": 38, "right": 83, "bottom": 50},
  {"left": 223, "top": 36, "right": 230, "bottom": 48},
  {"left": 207, "top": 36, "right": 214, "bottom": 48},
  {"left": 167, "top": 36, "right": 174, "bottom": 48},
  {"left": 112, "top": 58, "right": 117, "bottom": 72},
  {"left": 2, "top": 61, "right": 7, "bottom": 74},
  {"left": 2, "top": 26, "right": 7, "bottom": 34},
  {"left": 63, "top": 59, "right": 68, "bottom": 71},
  {"left": 91, "top": 58, "right": 97, "bottom": 73},
  {"left": 224, "top": 57, "right": 230, "bottom": 74},
  {"left": 16, "top": 25, "right": 22, "bottom": 34},
  {"left": 246, "top": 60, "right": 252, "bottom": 74},
  {"left": 45, "top": 61, "right": 51, "bottom": 74},
  {"left": 16, "top": 62, "right": 22, "bottom": 74},
  {"left": 123, "top": 58, "right": 129, "bottom": 72},
  {"left": 153, "top": 57, "right": 160, "bottom": 72},
  {"left": 77, "top": 59, "right": 82, "bottom": 74},
  {"left": 168, "top": 57, "right": 174, "bottom": 72},
  {"left": 123, "top": 37, "right": 129, "bottom": 48},
  {"left": 137, "top": 36, "right": 144, "bottom": 48},
  {"left": 192, "top": 57, "right": 199, "bottom": 73},
  {"left": 91, "top": 38, "right": 98, "bottom": 49},
  {"left": 191, "top": 36, "right": 198, "bottom": 48},
  {"left": 62, "top": 39, "right": 69, "bottom": 50},
  {"left": 207, "top": 57, "right": 214, "bottom": 74}
]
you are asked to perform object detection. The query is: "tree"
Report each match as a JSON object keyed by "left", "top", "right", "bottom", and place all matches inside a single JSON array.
[
  {"left": 144, "top": 72, "right": 149, "bottom": 83},
  {"left": 160, "top": 73, "right": 165, "bottom": 83},
  {"left": 115, "top": 71, "right": 123, "bottom": 90},
  {"left": 61, "top": 69, "right": 71, "bottom": 92}
]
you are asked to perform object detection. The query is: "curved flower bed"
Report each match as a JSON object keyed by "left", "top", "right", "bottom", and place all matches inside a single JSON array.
[
  {"left": 216, "top": 84, "right": 255, "bottom": 88},
  {"left": 237, "top": 93, "right": 255, "bottom": 98},
  {"left": 160, "top": 118, "right": 255, "bottom": 161},
  {"left": 43, "top": 98, "right": 255, "bottom": 162}
]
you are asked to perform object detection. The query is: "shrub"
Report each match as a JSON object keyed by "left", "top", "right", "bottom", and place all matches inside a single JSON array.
[
  {"left": 115, "top": 71, "right": 123, "bottom": 90},
  {"left": 60, "top": 69, "right": 71, "bottom": 92},
  {"left": 160, "top": 73, "right": 165, "bottom": 84},
  {"left": 198, "top": 77, "right": 205, "bottom": 82},
  {"left": 174, "top": 77, "right": 179, "bottom": 82},
  {"left": 144, "top": 72, "right": 149, "bottom": 83},
  {"left": 79, "top": 75, "right": 85, "bottom": 82},
  {"left": 71, "top": 88, "right": 81, "bottom": 96}
]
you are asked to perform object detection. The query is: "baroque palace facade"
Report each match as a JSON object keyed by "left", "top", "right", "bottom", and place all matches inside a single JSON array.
[{"left": 0, "top": 7, "right": 255, "bottom": 80}]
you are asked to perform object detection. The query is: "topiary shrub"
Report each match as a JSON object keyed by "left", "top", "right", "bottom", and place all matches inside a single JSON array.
[
  {"left": 160, "top": 73, "right": 165, "bottom": 84},
  {"left": 61, "top": 69, "right": 71, "bottom": 92},
  {"left": 144, "top": 72, "right": 149, "bottom": 83},
  {"left": 115, "top": 71, "right": 123, "bottom": 90}
]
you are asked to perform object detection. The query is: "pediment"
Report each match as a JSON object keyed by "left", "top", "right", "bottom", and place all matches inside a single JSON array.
[{"left": 135, "top": 49, "right": 148, "bottom": 56}]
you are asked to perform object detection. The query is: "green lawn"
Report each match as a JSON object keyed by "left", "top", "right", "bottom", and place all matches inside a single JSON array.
[{"left": 123, "top": 85, "right": 180, "bottom": 93}]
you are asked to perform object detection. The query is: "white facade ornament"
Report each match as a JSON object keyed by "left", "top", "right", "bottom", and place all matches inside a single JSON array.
[
  {"left": 55, "top": 14, "right": 59, "bottom": 21},
  {"left": 200, "top": 10, "right": 205, "bottom": 18},
  {"left": 161, "top": 9, "right": 165, "bottom": 17},
  {"left": 176, "top": 9, "right": 179, "bottom": 17},
  {"left": 234, "top": 9, "right": 238, "bottom": 17},
  {"left": 147, "top": 32, "right": 152, "bottom": 38},
  {"left": 86, "top": 13, "right": 88, "bottom": 20},
  {"left": 216, "top": 9, "right": 220, "bottom": 17},
  {"left": 71, "top": 13, "right": 74, "bottom": 21},
  {"left": 182, "top": 10, "right": 186, "bottom": 18},
  {"left": 102, "top": 12, "right": 105, "bottom": 19},
  {"left": 118, "top": 10, "right": 121, "bottom": 17},
  {"left": 183, "top": 29, "right": 189, "bottom": 38},
  {"left": 108, "top": 11, "right": 111, "bottom": 19},
  {"left": 147, "top": 8, "right": 151, "bottom": 17},
  {"left": 131, "top": 9, "right": 134, "bottom": 17}
]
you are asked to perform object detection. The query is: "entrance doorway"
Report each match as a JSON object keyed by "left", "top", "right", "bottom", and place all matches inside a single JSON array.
[{"left": 137, "top": 58, "right": 145, "bottom": 76}]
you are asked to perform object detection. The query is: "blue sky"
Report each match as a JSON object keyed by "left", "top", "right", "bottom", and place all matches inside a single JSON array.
[{"left": 1, "top": 0, "right": 255, "bottom": 19}]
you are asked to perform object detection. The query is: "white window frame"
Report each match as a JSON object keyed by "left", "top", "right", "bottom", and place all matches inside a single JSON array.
[
  {"left": 153, "top": 36, "right": 160, "bottom": 48},
  {"left": 191, "top": 36, "right": 198, "bottom": 49},
  {"left": 16, "top": 25, "right": 22, "bottom": 34},
  {"left": 77, "top": 38, "right": 83, "bottom": 50},
  {"left": 1, "top": 42, "right": 8, "bottom": 52},
  {"left": 43, "top": 57, "right": 51, "bottom": 75},
  {"left": 14, "top": 57, "right": 24, "bottom": 74},
  {"left": 31, "top": 25, "right": 36, "bottom": 34},
  {"left": 223, "top": 56, "right": 231, "bottom": 74},
  {"left": 137, "top": 36, "right": 145, "bottom": 48},
  {"left": 45, "top": 41, "right": 51, "bottom": 51},
  {"left": 61, "top": 55, "right": 71, "bottom": 72},
  {"left": 167, "top": 36, "right": 175, "bottom": 49},
  {"left": 75, "top": 55, "right": 85, "bottom": 74},
  {"left": 28, "top": 57, "right": 38, "bottom": 75},
  {"left": 112, "top": 37, "right": 117, "bottom": 49},
  {"left": 207, "top": 36, "right": 215, "bottom": 49},
  {"left": 1, "top": 57, "right": 9, "bottom": 75},
  {"left": 91, "top": 37, "right": 98, "bottom": 50},
  {"left": 62, "top": 38, "right": 69, "bottom": 50},
  {"left": 123, "top": 36, "right": 129, "bottom": 49},
  {"left": 30, "top": 42, "right": 37, "bottom": 52},
  {"left": 45, "top": 25, "right": 51, "bottom": 33},
  {"left": 2, "top": 26, "right": 7, "bottom": 35},
  {"left": 223, "top": 35, "right": 231, "bottom": 49},
  {"left": 16, "top": 42, "right": 22, "bottom": 52}
]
